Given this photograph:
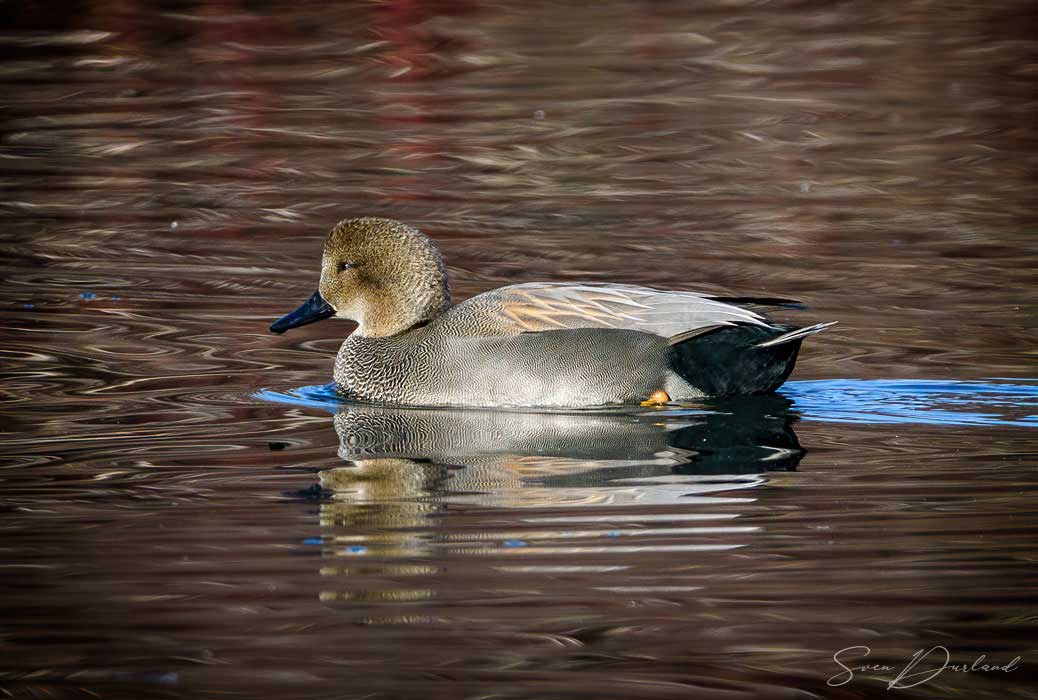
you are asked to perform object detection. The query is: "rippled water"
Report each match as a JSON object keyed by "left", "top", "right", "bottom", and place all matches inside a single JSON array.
[{"left": 2, "top": 2, "right": 1036, "bottom": 699}]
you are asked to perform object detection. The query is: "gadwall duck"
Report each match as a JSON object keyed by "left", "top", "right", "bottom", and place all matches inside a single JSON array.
[{"left": 270, "top": 217, "right": 834, "bottom": 407}]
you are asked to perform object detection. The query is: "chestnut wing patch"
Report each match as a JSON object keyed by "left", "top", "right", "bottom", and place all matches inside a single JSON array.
[{"left": 467, "top": 282, "right": 769, "bottom": 338}]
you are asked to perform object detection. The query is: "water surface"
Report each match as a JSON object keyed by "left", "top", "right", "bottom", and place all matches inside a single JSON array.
[{"left": 2, "top": 2, "right": 1036, "bottom": 699}]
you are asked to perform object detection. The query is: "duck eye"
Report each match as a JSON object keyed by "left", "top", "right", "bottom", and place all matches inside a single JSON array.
[{"left": 337, "top": 261, "right": 354, "bottom": 273}]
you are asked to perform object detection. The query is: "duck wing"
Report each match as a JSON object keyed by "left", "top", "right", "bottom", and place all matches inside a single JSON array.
[{"left": 450, "top": 282, "right": 772, "bottom": 337}]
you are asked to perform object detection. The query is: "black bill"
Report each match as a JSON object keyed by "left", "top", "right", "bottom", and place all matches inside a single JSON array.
[{"left": 270, "top": 290, "right": 336, "bottom": 334}]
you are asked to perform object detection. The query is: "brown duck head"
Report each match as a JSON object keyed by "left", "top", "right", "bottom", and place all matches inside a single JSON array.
[{"left": 270, "top": 217, "right": 451, "bottom": 337}]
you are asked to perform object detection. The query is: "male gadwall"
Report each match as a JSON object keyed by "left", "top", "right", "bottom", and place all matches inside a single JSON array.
[{"left": 270, "top": 217, "right": 834, "bottom": 407}]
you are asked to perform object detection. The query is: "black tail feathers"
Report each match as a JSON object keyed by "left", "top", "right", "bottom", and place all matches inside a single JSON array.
[{"left": 667, "top": 324, "right": 805, "bottom": 397}]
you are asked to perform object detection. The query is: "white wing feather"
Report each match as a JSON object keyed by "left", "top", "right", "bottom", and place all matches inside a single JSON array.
[{"left": 456, "top": 282, "right": 770, "bottom": 338}]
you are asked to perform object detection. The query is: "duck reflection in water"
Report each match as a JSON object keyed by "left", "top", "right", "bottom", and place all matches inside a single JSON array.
[{"left": 315, "top": 396, "right": 803, "bottom": 592}]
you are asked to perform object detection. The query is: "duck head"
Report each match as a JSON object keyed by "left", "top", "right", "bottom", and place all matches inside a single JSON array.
[{"left": 270, "top": 217, "right": 451, "bottom": 337}]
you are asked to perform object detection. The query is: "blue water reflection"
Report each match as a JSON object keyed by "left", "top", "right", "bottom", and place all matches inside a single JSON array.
[
  {"left": 782, "top": 379, "right": 1036, "bottom": 427},
  {"left": 257, "top": 379, "right": 1037, "bottom": 428}
]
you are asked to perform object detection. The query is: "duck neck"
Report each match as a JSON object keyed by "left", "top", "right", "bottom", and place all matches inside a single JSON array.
[{"left": 354, "top": 280, "right": 450, "bottom": 337}]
